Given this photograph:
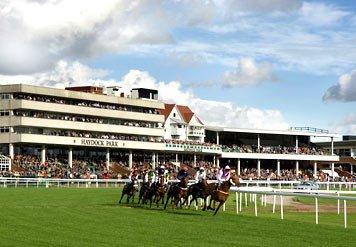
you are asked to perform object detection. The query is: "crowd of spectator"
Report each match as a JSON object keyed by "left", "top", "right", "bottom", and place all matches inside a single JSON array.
[
  {"left": 14, "top": 94, "right": 160, "bottom": 115},
  {"left": 14, "top": 128, "right": 164, "bottom": 143},
  {"left": 3, "top": 155, "right": 115, "bottom": 179},
  {"left": 14, "top": 110, "right": 161, "bottom": 129},
  {"left": 164, "top": 139, "right": 221, "bottom": 148},
  {"left": 222, "top": 144, "right": 327, "bottom": 155}
]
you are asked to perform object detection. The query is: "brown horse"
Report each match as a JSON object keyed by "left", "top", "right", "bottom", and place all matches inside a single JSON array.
[
  {"left": 118, "top": 182, "right": 137, "bottom": 204},
  {"left": 208, "top": 174, "right": 240, "bottom": 215},
  {"left": 164, "top": 176, "right": 189, "bottom": 210},
  {"left": 151, "top": 177, "right": 166, "bottom": 207},
  {"left": 186, "top": 181, "right": 217, "bottom": 211}
]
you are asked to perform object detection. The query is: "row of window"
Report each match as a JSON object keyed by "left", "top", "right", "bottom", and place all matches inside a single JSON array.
[
  {"left": 0, "top": 127, "right": 10, "bottom": 133},
  {"left": 0, "top": 94, "right": 11, "bottom": 100},
  {"left": 0, "top": 110, "right": 10, "bottom": 116}
]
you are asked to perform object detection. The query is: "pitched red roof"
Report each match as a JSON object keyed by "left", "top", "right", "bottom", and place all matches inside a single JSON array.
[
  {"left": 159, "top": 103, "right": 175, "bottom": 120},
  {"left": 176, "top": 105, "right": 204, "bottom": 125}
]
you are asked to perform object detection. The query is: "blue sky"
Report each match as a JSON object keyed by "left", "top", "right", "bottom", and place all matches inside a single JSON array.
[{"left": 0, "top": 0, "right": 355, "bottom": 133}]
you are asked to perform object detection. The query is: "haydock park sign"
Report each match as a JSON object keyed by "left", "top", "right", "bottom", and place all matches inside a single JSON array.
[{"left": 78, "top": 139, "right": 126, "bottom": 148}]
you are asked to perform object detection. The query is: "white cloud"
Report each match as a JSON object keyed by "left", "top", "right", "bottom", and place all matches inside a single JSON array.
[
  {"left": 332, "top": 114, "right": 356, "bottom": 135},
  {"left": 323, "top": 69, "right": 356, "bottom": 102},
  {"left": 228, "top": 0, "right": 302, "bottom": 14},
  {"left": 117, "top": 69, "right": 289, "bottom": 130},
  {"left": 222, "top": 58, "right": 275, "bottom": 87},
  {"left": 0, "top": 63, "right": 289, "bottom": 130},
  {"left": 0, "top": 0, "right": 174, "bottom": 74},
  {"left": 0, "top": 60, "right": 114, "bottom": 88},
  {"left": 299, "top": 2, "right": 349, "bottom": 26}
]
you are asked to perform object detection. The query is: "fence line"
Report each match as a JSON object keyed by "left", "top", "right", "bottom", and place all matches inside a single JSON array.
[{"left": 231, "top": 187, "right": 356, "bottom": 229}]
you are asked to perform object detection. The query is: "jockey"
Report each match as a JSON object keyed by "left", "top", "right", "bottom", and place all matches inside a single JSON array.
[
  {"left": 195, "top": 167, "right": 206, "bottom": 183},
  {"left": 156, "top": 165, "right": 167, "bottom": 185},
  {"left": 217, "top": 165, "right": 231, "bottom": 185},
  {"left": 177, "top": 166, "right": 189, "bottom": 188},
  {"left": 129, "top": 166, "right": 139, "bottom": 187},
  {"left": 147, "top": 165, "right": 156, "bottom": 186}
]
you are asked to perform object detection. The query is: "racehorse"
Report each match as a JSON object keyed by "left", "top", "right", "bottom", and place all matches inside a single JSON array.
[
  {"left": 118, "top": 182, "right": 137, "bottom": 204},
  {"left": 163, "top": 176, "right": 189, "bottom": 210},
  {"left": 138, "top": 182, "right": 150, "bottom": 204},
  {"left": 152, "top": 177, "right": 166, "bottom": 207},
  {"left": 208, "top": 174, "right": 239, "bottom": 215},
  {"left": 184, "top": 180, "right": 216, "bottom": 210}
]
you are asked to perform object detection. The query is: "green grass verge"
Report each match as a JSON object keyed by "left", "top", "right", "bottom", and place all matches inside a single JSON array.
[{"left": 0, "top": 188, "right": 355, "bottom": 247}]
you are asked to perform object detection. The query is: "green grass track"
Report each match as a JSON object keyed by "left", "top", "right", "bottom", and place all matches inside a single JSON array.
[{"left": 0, "top": 188, "right": 355, "bottom": 247}]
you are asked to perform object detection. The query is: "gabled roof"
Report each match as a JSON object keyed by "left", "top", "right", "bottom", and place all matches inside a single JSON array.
[
  {"left": 160, "top": 103, "right": 204, "bottom": 125},
  {"left": 159, "top": 103, "right": 175, "bottom": 120},
  {"left": 176, "top": 105, "right": 204, "bottom": 125}
]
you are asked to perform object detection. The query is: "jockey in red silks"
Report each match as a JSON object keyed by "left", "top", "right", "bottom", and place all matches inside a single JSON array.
[
  {"left": 129, "top": 166, "right": 139, "bottom": 187},
  {"left": 216, "top": 165, "right": 231, "bottom": 186}
]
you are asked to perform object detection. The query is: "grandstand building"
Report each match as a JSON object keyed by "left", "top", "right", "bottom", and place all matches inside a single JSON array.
[
  {"left": 0, "top": 84, "right": 166, "bottom": 170},
  {"left": 0, "top": 84, "right": 340, "bottom": 178},
  {"left": 317, "top": 135, "right": 356, "bottom": 175}
]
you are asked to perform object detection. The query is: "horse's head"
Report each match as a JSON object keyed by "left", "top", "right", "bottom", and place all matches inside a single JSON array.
[{"left": 229, "top": 174, "right": 240, "bottom": 187}]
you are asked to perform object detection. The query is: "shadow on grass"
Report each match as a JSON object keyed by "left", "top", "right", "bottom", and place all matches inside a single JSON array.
[{"left": 100, "top": 202, "right": 205, "bottom": 216}]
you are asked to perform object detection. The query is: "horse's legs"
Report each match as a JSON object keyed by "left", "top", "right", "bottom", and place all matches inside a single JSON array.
[
  {"left": 164, "top": 194, "right": 170, "bottom": 210},
  {"left": 118, "top": 192, "right": 125, "bottom": 204},
  {"left": 213, "top": 202, "right": 223, "bottom": 216}
]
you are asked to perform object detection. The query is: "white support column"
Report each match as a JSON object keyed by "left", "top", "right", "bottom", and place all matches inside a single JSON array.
[
  {"left": 257, "top": 159, "right": 261, "bottom": 177},
  {"left": 9, "top": 143, "right": 14, "bottom": 159},
  {"left": 41, "top": 145, "right": 46, "bottom": 164},
  {"left": 152, "top": 153, "right": 156, "bottom": 169},
  {"left": 314, "top": 161, "right": 317, "bottom": 178},
  {"left": 331, "top": 162, "right": 335, "bottom": 179},
  {"left": 216, "top": 132, "right": 219, "bottom": 145},
  {"left": 106, "top": 149, "right": 110, "bottom": 170},
  {"left": 295, "top": 161, "right": 299, "bottom": 176},
  {"left": 156, "top": 153, "right": 159, "bottom": 166},
  {"left": 277, "top": 160, "right": 280, "bottom": 177},
  {"left": 68, "top": 148, "right": 73, "bottom": 168},
  {"left": 295, "top": 136, "right": 299, "bottom": 154},
  {"left": 217, "top": 156, "right": 220, "bottom": 167},
  {"left": 257, "top": 134, "right": 260, "bottom": 150},
  {"left": 351, "top": 164, "right": 354, "bottom": 175},
  {"left": 175, "top": 153, "right": 178, "bottom": 163},
  {"left": 213, "top": 155, "right": 216, "bottom": 166},
  {"left": 194, "top": 154, "right": 197, "bottom": 167},
  {"left": 331, "top": 137, "right": 334, "bottom": 155},
  {"left": 237, "top": 158, "right": 241, "bottom": 176},
  {"left": 129, "top": 150, "right": 133, "bottom": 169}
]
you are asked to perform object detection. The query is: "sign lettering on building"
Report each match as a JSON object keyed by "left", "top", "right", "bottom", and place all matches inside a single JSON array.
[{"left": 79, "top": 139, "right": 124, "bottom": 148}]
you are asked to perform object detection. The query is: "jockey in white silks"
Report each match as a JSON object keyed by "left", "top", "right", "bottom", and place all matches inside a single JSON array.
[{"left": 195, "top": 167, "right": 207, "bottom": 183}]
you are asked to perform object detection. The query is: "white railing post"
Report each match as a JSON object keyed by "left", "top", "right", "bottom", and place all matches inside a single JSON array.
[
  {"left": 280, "top": 195, "right": 284, "bottom": 220},
  {"left": 344, "top": 200, "right": 347, "bottom": 229},
  {"left": 315, "top": 198, "right": 318, "bottom": 225},
  {"left": 235, "top": 192, "right": 239, "bottom": 214},
  {"left": 239, "top": 192, "right": 242, "bottom": 212},
  {"left": 254, "top": 194, "right": 258, "bottom": 216},
  {"left": 272, "top": 195, "right": 276, "bottom": 213},
  {"left": 337, "top": 192, "right": 340, "bottom": 215}
]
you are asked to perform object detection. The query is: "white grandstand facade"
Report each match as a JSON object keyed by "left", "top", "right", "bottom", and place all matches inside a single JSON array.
[{"left": 0, "top": 84, "right": 340, "bottom": 176}]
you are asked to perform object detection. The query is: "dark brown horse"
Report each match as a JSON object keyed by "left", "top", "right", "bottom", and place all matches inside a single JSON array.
[
  {"left": 185, "top": 180, "right": 216, "bottom": 211},
  {"left": 118, "top": 182, "right": 137, "bottom": 204},
  {"left": 164, "top": 176, "right": 189, "bottom": 209},
  {"left": 138, "top": 182, "right": 150, "bottom": 204},
  {"left": 208, "top": 174, "right": 239, "bottom": 215}
]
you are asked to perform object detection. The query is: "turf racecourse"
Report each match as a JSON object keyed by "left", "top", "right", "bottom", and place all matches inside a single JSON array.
[{"left": 0, "top": 188, "right": 355, "bottom": 247}]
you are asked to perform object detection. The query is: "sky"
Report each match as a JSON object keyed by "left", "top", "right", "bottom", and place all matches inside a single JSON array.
[{"left": 0, "top": 0, "right": 355, "bottom": 134}]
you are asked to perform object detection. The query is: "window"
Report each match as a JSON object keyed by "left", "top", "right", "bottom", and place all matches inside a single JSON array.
[
  {"left": 173, "top": 113, "right": 176, "bottom": 117},
  {"left": 0, "top": 94, "right": 11, "bottom": 100},
  {"left": 0, "top": 127, "right": 10, "bottom": 133},
  {"left": 0, "top": 110, "right": 10, "bottom": 116}
]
